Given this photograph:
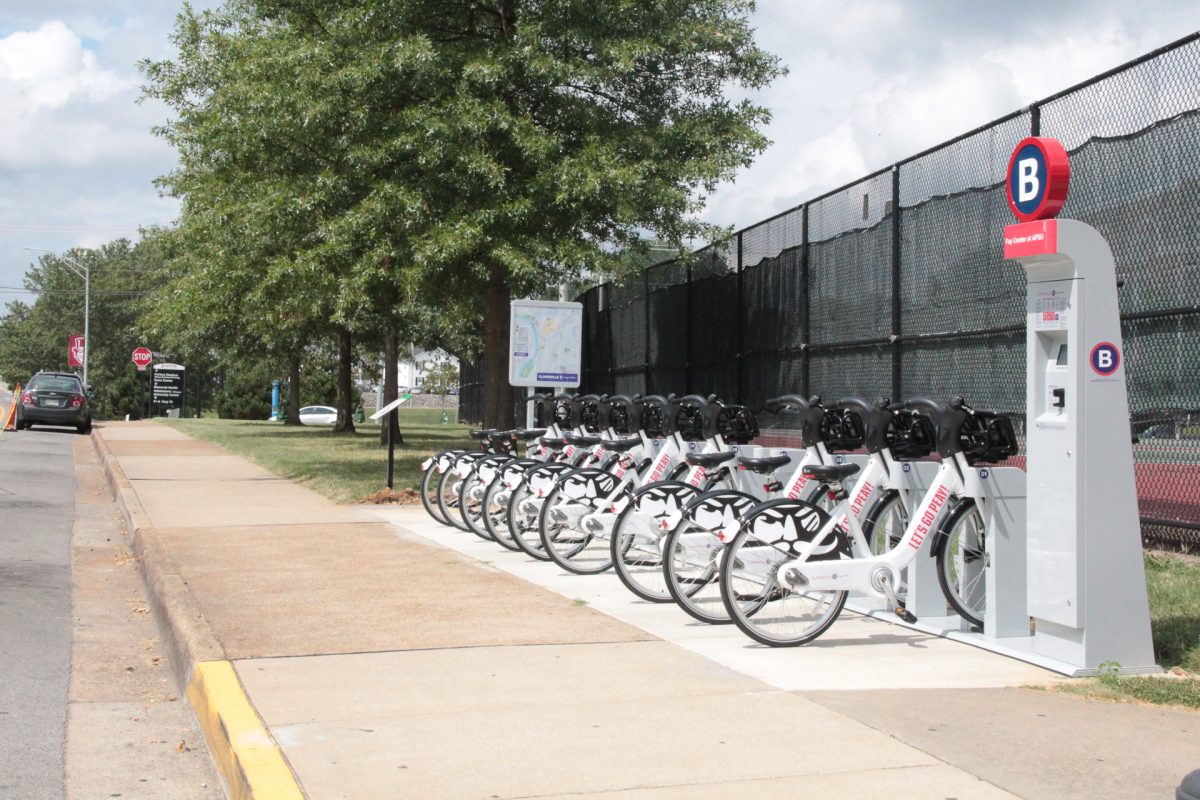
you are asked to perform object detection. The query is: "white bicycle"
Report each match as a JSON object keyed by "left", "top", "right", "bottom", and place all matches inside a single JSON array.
[{"left": 719, "top": 396, "right": 1017, "bottom": 646}]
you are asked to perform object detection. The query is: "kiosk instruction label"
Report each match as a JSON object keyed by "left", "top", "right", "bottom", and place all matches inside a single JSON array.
[{"left": 508, "top": 299, "right": 582, "bottom": 387}]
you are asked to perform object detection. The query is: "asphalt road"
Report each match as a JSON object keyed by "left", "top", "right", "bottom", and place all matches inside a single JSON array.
[{"left": 0, "top": 414, "right": 78, "bottom": 800}]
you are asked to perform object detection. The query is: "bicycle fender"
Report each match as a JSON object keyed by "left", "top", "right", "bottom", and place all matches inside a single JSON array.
[
  {"left": 737, "top": 497, "right": 844, "bottom": 559},
  {"left": 928, "top": 496, "right": 968, "bottom": 558},
  {"left": 555, "top": 468, "right": 620, "bottom": 503},
  {"left": 677, "top": 489, "right": 759, "bottom": 541},
  {"left": 629, "top": 480, "right": 702, "bottom": 520}
]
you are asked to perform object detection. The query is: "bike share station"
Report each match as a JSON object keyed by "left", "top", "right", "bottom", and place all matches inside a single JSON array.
[{"left": 826, "top": 137, "right": 1156, "bottom": 676}]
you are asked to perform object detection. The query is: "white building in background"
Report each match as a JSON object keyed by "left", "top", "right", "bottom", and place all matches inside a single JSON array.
[{"left": 398, "top": 346, "right": 457, "bottom": 391}]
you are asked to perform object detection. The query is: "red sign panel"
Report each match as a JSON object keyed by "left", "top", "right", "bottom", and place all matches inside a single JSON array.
[
  {"left": 131, "top": 347, "right": 153, "bottom": 371},
  {"left": 1003, "top": 220, "right": 1058, "bottom": 260},
  {"left": 68, "top": 334, "right": 85, "bottom": 367}
]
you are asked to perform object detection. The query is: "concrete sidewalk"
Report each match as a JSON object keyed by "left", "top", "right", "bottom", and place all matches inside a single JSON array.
[{"left": 92, "top": 420, "right": 1199, "bottom": 799}]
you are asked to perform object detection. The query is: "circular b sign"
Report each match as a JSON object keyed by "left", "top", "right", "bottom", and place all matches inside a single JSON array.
[
  {"left": 1090, "top": 342, "right": 1121, "bottom": 376},
  {"left": 1006, "top": 137, "right": 1070, "bottom": 222}
]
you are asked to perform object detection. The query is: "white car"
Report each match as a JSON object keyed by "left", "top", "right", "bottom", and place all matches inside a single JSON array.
[{"left": 298, "top": 405, "right": 338, "bottom": 425}]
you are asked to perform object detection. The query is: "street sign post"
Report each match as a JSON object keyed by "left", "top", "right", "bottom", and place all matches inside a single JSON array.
[{"left": 371, "top": 395, "right": 412, "bottom": 489}]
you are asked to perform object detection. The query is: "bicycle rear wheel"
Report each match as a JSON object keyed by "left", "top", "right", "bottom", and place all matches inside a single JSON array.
[
  {"left": 936, "top": 499, "right": 986, "bottom": 628},
  {"left": 719, "top": 500, "right": 848, "bottom": 647}
]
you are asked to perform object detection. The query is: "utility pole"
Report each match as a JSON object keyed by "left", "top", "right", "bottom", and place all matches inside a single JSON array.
[{"left": 25, "top": 248, "right": 89, "bottom": 386}]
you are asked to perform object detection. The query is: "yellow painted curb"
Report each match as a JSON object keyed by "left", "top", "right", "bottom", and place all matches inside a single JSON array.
[{"left": 187, "top": 660, "right": 305, "bottom": 800}]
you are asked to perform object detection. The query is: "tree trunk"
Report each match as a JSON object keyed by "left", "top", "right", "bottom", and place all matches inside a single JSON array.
[
  {"left": 482, "top": 260, "right": 513, "bottom": 430},
  {"left": 379, "top": 330, "right": 404, "bottom": 446},
  {"left": 333, "top": 326, "right": 356, "bottom": 434},
  {"left": 284, "top": 352, "right": 302, "bottom": 425}
]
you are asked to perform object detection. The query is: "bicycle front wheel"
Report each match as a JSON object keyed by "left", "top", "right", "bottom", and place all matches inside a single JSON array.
[
  {"left": 720, "top": 501, "right": 848, "bottom": 647},
  {"left": 936, "top": 499, "right": 986, "bottom": 629},
  {"left": 420, "top": 459, "right": 448, "bottom": 525},
  {"left": 610, "top": 482, "right": 701, "bottom": 602},
  {"left": 539, "top": 479, "right": 614, "bottom": 575},
  {"left": 482, "top": 477, "right": 522, "bottom": 551}
]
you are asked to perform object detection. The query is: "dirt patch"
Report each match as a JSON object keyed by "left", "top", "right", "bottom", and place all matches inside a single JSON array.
[{"left": 357, "top": 487, "right": 422, "bottom": 505}]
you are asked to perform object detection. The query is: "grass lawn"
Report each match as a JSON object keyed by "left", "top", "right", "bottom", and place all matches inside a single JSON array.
[
  {"left": 1052, "top": 550, "right": 1200, "bottom": 709},
  {"left": 160, "top": 409, "right": 472, "bottom": 503}
]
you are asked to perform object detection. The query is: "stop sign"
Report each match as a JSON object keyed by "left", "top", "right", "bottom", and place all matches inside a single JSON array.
[{"left": 132, "top": 347, "right": 153, "bottom": 370}]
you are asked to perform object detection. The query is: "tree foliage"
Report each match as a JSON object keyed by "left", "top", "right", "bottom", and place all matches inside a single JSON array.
[
  {"left": 0, "top": 239, "right": 167, "bottom": 417},
  {"left": 143, "top": 0, "right": 781, "bottom": 427}
]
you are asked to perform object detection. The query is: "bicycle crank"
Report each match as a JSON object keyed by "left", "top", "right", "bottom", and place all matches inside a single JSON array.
[{"left": 871, "top": 566, "right": 917, "bottom": 624}]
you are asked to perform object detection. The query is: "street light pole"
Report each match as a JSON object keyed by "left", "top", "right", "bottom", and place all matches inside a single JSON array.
[{"left": 24, "top": 248, "right": 90, "bottom": 386}]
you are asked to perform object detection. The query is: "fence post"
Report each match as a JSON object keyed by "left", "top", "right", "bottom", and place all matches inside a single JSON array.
[
  {"left": 643, "top": 267, "right": 651, "bottom": 395},
  {"left": 685, "top": 263, "right": 693, "bottom": 394},
  {"left": 800, "top": 204, "right": 810, "bottom": 396},
  {"left": 735, "top": 232, "right": 744, "bottom": 404},
  {"left": 1030, "top": 102, "right": 1041, "bottom": 136},
  {"left": 891, "top": 165, "right": 902, "bottom": 400}
]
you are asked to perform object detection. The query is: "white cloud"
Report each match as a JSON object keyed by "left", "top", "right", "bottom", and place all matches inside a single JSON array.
[{"left": 0, "top": 21, "right": 128, "bottom": 109}]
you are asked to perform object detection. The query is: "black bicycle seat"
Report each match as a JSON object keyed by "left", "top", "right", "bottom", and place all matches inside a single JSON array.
[
  {"left": 513, "top": 428, "right": 547, "bottom": 441},
  {"left": 565, "top": 433, "right": 603, "bottom": 447},
  {"left": 801, "top": 464, "right": 860, "bottom": 483},
  {"left": 537, "top": 437, "right": 566, "bottom": 449},
  {"left": 737, "top": 453, "right": 791, "bottom": 474},
  {"left": 468, "top": 429, "right": 498, "bottom": 440},
  {"left": 685, "top": 451, "right": 736, "bottom": 468},
  {"left": 602, "top": 435, "right": 641, "bottom": 452}
]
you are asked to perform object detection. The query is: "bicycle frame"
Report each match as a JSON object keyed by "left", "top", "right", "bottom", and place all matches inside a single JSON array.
[{"left": 773, "top": 453, "right": 971, "bottom": 598}]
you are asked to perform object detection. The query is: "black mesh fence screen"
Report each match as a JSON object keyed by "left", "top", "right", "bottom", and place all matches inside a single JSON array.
[{"left": 560, "top": 33, "right": 1200, "bottom": 548}]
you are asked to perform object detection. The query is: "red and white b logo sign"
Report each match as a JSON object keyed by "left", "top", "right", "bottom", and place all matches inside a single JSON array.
[{"left": 1090, "top": 342, "right": 1120, "bottom": 376}]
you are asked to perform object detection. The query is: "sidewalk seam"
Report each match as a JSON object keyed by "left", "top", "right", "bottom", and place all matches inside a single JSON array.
[{"left": 90, "top": 424, "right": 307, "bottom": 800}]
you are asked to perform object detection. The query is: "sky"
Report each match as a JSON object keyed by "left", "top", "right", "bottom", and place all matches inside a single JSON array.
[{"left": 0, "top": 1, "right": 1197, "bottom": 299}]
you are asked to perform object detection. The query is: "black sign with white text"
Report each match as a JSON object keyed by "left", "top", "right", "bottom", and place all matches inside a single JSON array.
[{"left": 151, "top": 364, "right": 186, "bottom": 407}]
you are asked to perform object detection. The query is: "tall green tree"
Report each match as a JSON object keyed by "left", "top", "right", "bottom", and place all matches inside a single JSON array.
[
  {"left": 144, "top": 0, "right": 781, "bottom": 428},
  {"left": 0, "top": 239, "right": 167, "bottom": 417}
]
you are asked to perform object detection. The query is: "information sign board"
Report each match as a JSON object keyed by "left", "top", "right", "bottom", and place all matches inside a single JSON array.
[
  {"left": 508, "top": 300, "right": 582, "bottom": 387},
  {"left": 151, "top": 363, "right": 186, "bottom": 407}
]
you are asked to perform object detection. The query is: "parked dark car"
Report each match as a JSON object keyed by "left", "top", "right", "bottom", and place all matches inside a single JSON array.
[{"left": 16, "top": 371, "right": 91, "bottom": 433}]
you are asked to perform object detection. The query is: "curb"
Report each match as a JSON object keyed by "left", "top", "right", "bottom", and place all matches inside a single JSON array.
[{"left": 90, "top": 424, "right": 306, "bottom": 800}]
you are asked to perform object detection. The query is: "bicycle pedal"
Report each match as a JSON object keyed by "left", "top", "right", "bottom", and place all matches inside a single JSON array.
[{"left": 894, "top": 606, "right": 917, "bottom": 624}]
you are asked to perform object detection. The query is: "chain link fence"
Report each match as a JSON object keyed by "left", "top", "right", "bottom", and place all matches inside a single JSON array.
[{"left": 565, "top": 32, "right": 1200, "bottom": 549}]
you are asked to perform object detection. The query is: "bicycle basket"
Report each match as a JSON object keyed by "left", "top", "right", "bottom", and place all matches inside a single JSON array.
[
  {"left": 717, "top": 405, "right": 759, "bottom": 444},
  {"left": 579, "top": 398, "right": 602, "bottom": 433},
  {"left": 960, "top": 411, "right": 1018, "bottom": 465},
  {"left": 641, "top": 403, "right": 666, "bottom": 438},
  {"left": 675, "top": 404, "right": 705, "bottom": 442},
  {"left": 821, "top": 408, "right": 865, "bottom": 452},
  {"left": 887, "top": 411, "right": 936, "bottom": 459}
]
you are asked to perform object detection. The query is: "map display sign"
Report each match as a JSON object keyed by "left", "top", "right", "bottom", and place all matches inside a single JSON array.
[{"left": 509, "top": 300, "right": 583, "bottom": 387}]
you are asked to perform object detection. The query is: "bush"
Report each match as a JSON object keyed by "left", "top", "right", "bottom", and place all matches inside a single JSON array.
[
  {"left": 105, "top": 368, "right": 145, "bottom": 420},
  {"left": 216, "top": 372, "right": 272, "bottom": 420}
]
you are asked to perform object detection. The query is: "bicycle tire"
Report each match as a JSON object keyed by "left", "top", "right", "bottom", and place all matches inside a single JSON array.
[
  {"left": 506, "top": 463, "right": 571, "bottom": 560},
  {"left": 538, "top": 471, "right": 620, "bottom": 575},
  {"left": 437, "top": 453, "right": 481, "bottom": 532},
  {"left": 420, "top": 458, "right": 448, "bottom": 525},
  {"left": 610, "top": 481, "right": 702, "bottom": 602},
  {"left": 482, "top": 473, "right": 521, "bottom": 551},
  {"left": 484, "top": 458, "right": 541, "bottom": 551},
  {"left": 936, "top": 499, "right": 986, "bottom": 628},
  {"left": 662, "top": 490, "right": 759, "bottom": 625},
  {"left": 460, "top": 455, "right": 511, "bottom": 541},
  {"left": 421, "top": 450, "right": 463, "bottom": 525},
  {"left": 719, "top": 499, "right": 849, "bottom": 647}
]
